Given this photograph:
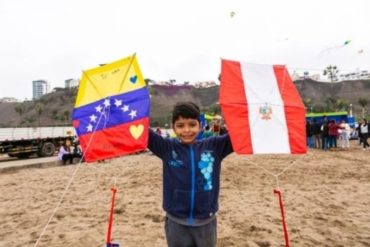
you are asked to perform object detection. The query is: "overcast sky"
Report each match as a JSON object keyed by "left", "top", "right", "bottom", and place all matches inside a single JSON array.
[{"left": 0, "top": 0, "right": 369, "bottom": 100}]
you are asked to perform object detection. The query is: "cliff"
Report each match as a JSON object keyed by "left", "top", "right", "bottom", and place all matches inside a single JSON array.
[{"left": 1, "top": 79, "right": 369, "bottom": 128}]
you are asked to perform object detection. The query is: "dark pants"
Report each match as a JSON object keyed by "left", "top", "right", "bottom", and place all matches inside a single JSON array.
[
  {"left": 165, "top": 217, "right": 217, "bottom": 247},
  {"left": 362, "top": 133, "right": 369, "bottom": 148},
  {"left": 62, "top": 154, "right": 75, "bottom": 164},
  {"left": 322, "top": 136, "right": 328, "bottom": 150},
  {"left": 328, "top": 135, "right": 337, "bottom": 148}
]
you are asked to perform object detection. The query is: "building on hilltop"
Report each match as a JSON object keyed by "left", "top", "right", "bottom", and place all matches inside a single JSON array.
[
  {"left": 149, "top": 79, "right": 217, "bottom": 88},
  {"left": 193, "top": 81, "right": 217, "bottom": 88},
  {"left": 290, "top": 71, "right": 321, "bottom": 81},
  {"left": 65, "top": 78, "right": 79, "bottom": 88},
  {"left": 0, "top": 97, "right": 18, "bottom": 103},
  {"left": 339, "top": 70, "right": 370, "bottom": 81},
  {"left": 32, "top": 80, "right": 50, "bottom": 100}
]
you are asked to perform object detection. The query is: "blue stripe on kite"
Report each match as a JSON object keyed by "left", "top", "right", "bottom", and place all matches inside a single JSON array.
[{"left": 72, "top": 87, "right": 150, "bottom": 136}]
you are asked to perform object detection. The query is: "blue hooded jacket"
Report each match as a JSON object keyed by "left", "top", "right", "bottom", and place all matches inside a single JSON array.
[{"left": 148, "top": 129, "right": 233, "bottom": 224}]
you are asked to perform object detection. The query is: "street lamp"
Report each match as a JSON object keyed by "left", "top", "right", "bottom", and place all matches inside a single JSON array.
[{"left": 349, "top": 104, "right": 353, "bottom": 117}]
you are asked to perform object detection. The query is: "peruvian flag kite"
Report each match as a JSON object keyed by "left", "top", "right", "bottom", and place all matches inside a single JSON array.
[
  {"left": 72, "top": 54, "right": 150, "bottom": 162},
  {"left": 220, "top": 59, "right": 307, "bottom": 154}
]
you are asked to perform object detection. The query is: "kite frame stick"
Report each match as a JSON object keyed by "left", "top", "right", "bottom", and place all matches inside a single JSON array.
[
  {"left": 274, "top": 189, "right": 290, "bottom": 247},
  {"left": 82, "top": 71, "right": 105, "bottom": 99},
  {"left": 106, "top": 187, "right": 118, "bottom": 247},
  {"left": 118, "top": 53, "right": 137, "bottom": 92}
]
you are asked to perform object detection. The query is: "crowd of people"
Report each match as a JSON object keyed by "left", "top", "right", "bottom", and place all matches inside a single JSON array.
[{"left": 306, "top": 117, "right": 370, "bottom": 151}]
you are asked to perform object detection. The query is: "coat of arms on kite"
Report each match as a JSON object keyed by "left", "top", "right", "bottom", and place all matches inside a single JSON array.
[
  {"left": 72, "top": 54, "right": 150, "bottom": 162},
  {"left": 259, "top": 103, "right": 273, "bottom": 120}
]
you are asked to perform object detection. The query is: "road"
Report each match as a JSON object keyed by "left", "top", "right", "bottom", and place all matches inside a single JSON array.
[{"left": 0, "top": 155, "right": 58, "bottom": 172}]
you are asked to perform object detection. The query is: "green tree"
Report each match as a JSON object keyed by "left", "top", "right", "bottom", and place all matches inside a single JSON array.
[
  {"left": 323, "top": 65, "right": 339, "bottom": 84},
  {"left": 63, "top": 110, "right": 70, "bottom": 125},
  {"left": 334, "top": 99, "right": 349, "bottom": 112},
  {"left": 203, "top": 104, "right": 221, "bottom": 115},
  {"left": 36, "top": 103, "right": 43, "bottom": 127},
  {"left": 312, "top": 104, "right": 325, "bottom": 113},
  {"left": 14, "top": 103, "right": 25, "bottom": 127},
  {"left": 324, "top": 97, "right": 337, "bottom": 112},
  {"left": 303, "top": 98, "right": 313, "bottom": 113},
  {"left": 51, "top": 110, "right": 59, "bottom": 126},
  {"left": 25, "top": 116, "right": 36, "bottom": 127},
  {"left": 358, "top": 98, "right": 369, "bottom": 118}
]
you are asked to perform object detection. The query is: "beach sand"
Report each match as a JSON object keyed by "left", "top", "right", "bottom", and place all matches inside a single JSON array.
[{"left": 1, "top": 141, "right": 370, "bottom": 247}]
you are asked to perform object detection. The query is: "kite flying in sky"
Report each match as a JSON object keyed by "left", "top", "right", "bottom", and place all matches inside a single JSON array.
[
  {"left": 72, "top": 54, "right": 150, "bottom": 162},
  {"left": 318, "top": 39, "right": 352, "bottom": 57}
]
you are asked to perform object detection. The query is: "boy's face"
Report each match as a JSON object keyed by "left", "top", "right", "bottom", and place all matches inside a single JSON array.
[{"left": 173, "top": 116, "right": 201, "bottom": 144}]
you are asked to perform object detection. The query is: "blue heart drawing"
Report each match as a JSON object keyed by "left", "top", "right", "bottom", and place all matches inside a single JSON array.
[{"left": 130, "top": 75, "right": 137, "bottom": 84}]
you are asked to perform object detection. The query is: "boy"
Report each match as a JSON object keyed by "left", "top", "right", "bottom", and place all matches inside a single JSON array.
[{"left": 148, "top": 102, "right": 233, "bottom": 247}]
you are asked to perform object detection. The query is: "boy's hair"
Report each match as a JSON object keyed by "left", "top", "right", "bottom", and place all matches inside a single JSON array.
[{"left": 172, "top": 102, "right": 200, "bottom": 125}]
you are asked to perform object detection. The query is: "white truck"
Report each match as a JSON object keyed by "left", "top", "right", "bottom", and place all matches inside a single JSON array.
[{"left": 0, "top": 127, "right": 76, "bottom": 159}]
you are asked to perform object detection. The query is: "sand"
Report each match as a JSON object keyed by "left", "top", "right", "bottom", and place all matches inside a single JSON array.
[{"left": 1, "top": 141, "right": 370, "bottom": 247}]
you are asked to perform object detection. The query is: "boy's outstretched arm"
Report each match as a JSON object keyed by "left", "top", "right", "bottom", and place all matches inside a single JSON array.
[
  {"left": 148, "top": 128, "right": 171, "bottom": 159},
  {"left": 212, "top": 133, "right": 234, "bottom": 160}
]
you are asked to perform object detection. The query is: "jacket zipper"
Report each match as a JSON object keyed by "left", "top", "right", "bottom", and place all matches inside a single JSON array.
[{"left": 188, "top": 144, "right": 195, "bottom": 225}]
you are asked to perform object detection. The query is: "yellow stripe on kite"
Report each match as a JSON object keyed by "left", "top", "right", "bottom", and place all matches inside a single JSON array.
[{"left": 75, "top": 55, "right": 146, "bottom": 107}]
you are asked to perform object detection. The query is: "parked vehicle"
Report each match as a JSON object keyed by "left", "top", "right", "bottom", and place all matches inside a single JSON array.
[{"left": 0, "top": 127, "right": 75, "bottom": 159}]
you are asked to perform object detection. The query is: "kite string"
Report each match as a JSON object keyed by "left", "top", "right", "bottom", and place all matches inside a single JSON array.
[
  {"left": 245, "top": 155, "right": 306, "bottom": 245},
  {"left": 246, "top": 155, "right": 304, "bottom": 190},
  {"left": 33, "top": 106, "right": 108, "bottom": 247},
  {"left": 32, "top": 160, "right": 83, "bottom": 247}
]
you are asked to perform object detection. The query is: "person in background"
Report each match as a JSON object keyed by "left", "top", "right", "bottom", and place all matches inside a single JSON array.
[
  {"left": 357, "top": 121, "right": 363, "bottom": 146},
  {"left": 212, "top": 120, "right": 220, "bottom": 136},
  {"left": 360, "top": 118, "right": 369, "bottom": 150},
  {"left": 202, "top": 125, "right": 213, "bottom": 139},
  {"left": 219, "top": 123, "right": 228, "bottom": 136},
  {"left": 306, "top": 120, "right": 314, "bottom": 148},
  {"left": 73, "top": 138, "right": 84, "bottom": 162},
  {"left": 57, "top": 139, "right": 75, "bottom": 165},
  {"left": 312, "top": 119, "right": 321, "bottom": 149},
  {"left": 321, "top": 119, "right": 329, "bottom": 151},
  {"left": 328, "top": 120, "right": 340, "bottom": 149},
  {"left": 339, "top": 120, "right": 351, "bottom": 149},
  {"left": 155, "top": 127, "right": 162, "bottom": 136}
]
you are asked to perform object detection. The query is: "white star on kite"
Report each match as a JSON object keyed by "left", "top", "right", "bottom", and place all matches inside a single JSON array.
[
  {"left": 103, "top": 99, "right": 111, "bottom": 108},
  {"left": 87, "top": 124, "right": 93, "bottom": 132},
  {"left": 114, "top": 99, "right": 122, "bottom": 107},
  {"left": 121, "top": 105, "right": 129, "bottom": 112},
  {"left": 129, "top": 110, "right": 137, "bottom": 119},
  {"left": 89, "top": 114, "right": 97, "bottom": 123},
  {"left": 95, "top": 105, "right": 103, "bottom": 113}
]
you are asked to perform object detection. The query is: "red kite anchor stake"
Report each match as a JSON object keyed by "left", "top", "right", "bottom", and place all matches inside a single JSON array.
[
  {"left": 106, "top": 188, "right": 119, "bottom": 247},
  {"left": 274, "top": 189, "right": 290, "bottom": 247}
]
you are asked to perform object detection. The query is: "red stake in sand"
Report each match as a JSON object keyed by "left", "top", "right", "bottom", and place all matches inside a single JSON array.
[
  {"left": 106, "top": 188, "right": 119, "bottom": 247},
  {"left": 274, "top": 189, "right": 290, "bottom": 247}
]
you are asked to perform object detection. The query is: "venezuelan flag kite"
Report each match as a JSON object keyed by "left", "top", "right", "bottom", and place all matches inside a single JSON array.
[
  {"left": 220, "top": 59, "right": 306, "bottom": 154},
  {"left": 72, "top": 54, "right": 150, "bottom": 162}
]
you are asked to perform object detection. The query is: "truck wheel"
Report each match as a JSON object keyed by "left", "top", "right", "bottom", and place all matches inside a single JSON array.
[{"left": 39, "top": 142, "right": 56, "bottom": 157}]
